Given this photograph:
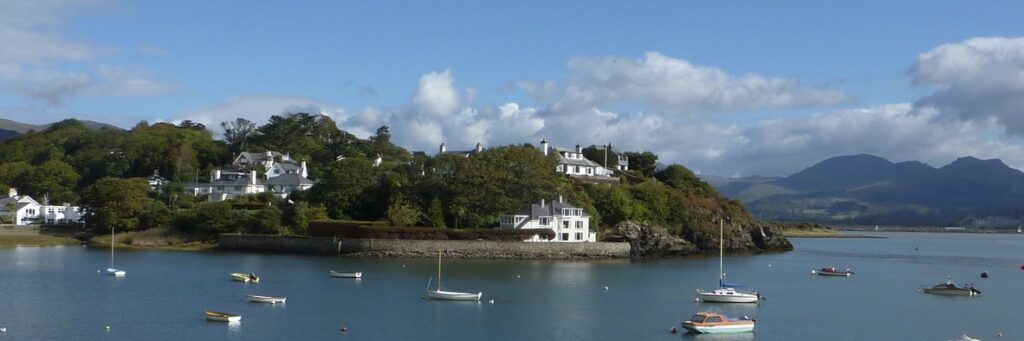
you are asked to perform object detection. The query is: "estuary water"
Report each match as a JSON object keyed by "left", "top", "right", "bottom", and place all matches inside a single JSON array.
[{"left": 1, "top": 232, "right": 1022, "bottom": 340}]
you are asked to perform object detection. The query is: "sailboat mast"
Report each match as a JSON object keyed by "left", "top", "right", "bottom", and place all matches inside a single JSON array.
[
  {"left": 110, "top": 226, "right": 115, "bottom": 268},
  {"left": 719, "top": 218, "right": 724, "bottom": 283},
  {"left": 437, "top": 251, "right": 442, "bottom": 290}
]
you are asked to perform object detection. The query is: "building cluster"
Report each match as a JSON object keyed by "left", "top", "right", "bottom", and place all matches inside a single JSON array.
[
  {"left": 0, "top": 188, "right": 83, "bottom": 226},
  {"left": 184, "top": 151, "right": 314, "bottom": 202}
]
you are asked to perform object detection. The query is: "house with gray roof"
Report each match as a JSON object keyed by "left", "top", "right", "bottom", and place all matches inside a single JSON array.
[
  {"left": 538, "top": 139, "right": 619, "bottom": 183},
  {"left": 233, "top": 150, "right": 308, "bottom": 179},
  {"left": 0, "top": 188, "right": 82, "bottom": 226},
  {"left": 437, "top": 142, "right": 484, "bottom": 157},
  {"left": 208, "top": 170, "right": 265, "bottom": 202},
  {"left": 265, "top": 173, "right": 314, "bottom": 198},
  {"left": 499, "top": 196, "right": 595, "bottom": 242}
]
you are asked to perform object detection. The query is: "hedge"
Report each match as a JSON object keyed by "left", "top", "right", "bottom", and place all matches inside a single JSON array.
[{"left": 308, "top": 220, "right": 555, "bottom": 241}]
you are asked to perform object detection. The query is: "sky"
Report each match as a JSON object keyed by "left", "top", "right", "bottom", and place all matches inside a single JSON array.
[{"left": 3, "top": 1, "right": 1024, "bottom": 176}]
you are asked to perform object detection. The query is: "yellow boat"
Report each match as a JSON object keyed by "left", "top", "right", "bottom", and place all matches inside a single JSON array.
[
  {"left": 230, "top": 272, "right": 259, "bottom": 283},
  {"left": 204, "top": 310, "right": 241, "bottom": 322}
]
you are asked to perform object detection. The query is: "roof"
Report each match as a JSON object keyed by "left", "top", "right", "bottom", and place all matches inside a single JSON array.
[
  {"left": 236, "top": 151, "right": 284, "bottom": 164},
  {"left": 512, "top": 200, "right": 589, "bottom": 218},
  {"left": 0, "top": 196, "right": 40, "bottom": 212},
  {"left": 265, "top": 173, "right": 314, "bottom": 186},
  {"left": 211, "top": 173, "right": 263, "bottom": 186}
]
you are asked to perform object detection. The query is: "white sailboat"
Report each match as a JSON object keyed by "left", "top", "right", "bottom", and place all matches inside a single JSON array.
[
  {"left": 426, "top": 251, "right": 482, "bottom": 301},
  {"left": 106, "top": 226, "right": 125, "bottom": 277},
  {"left": 696, "top": 219, "right": 760, "bottom": 303}
]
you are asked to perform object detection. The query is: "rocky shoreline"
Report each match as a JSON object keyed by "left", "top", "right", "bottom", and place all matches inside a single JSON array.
[{"left": 601, "top": 221, "right": 793, "bottom": 257}]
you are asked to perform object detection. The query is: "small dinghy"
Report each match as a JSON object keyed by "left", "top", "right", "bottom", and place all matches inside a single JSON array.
[
  {"left": 330, "top": 270, "right": 363, "bottom": 278},
  {"left": 231, "top": 272, "right": 259, "bottom": 283},
  {"left": 204, "top": 310, "right": 241, "bottom": 322},
  {"left": 812, "top": 267, "right": 854, "bottom": 277},
  {"left": 246, "top": 294, "right": 286, "bottom": 304},
  {"left": 681, "top": 311, "right": 755, "bottom": 334}
]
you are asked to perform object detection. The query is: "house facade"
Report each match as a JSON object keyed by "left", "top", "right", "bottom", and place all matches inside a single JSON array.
[
  {"left": 438, "top": 142, "right": 484, "bottom": 157},
  {"left": 539, "top": 139, "right": 618, "bottom": 182},
  {"left": 0, "top": 188, "right": 82, "bottom": 225},
  {"left": 208, "top": 170, "right": 265, "bottom": 202},
  {"left": 265, "top": 173, "right": 314, "bottom": 198},
  {"left": 499, "top": 197, "right": 596, "bottom": 242}
]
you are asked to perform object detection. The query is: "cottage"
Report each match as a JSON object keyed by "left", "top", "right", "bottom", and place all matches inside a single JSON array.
[
  {"left": 0, "top": 188, "right": 42, "bottom": 225},
  {"left": 265, "top": 173, "right": 314, "bottom": 198},
  {"left": 437, "top": 142, "right": 485, "bottom": 157},
  {"left": 147, "top": 170, "right": 168, "bottom": 190},
  {"left": 233, "top": 150, "right": 309, "bottom": 179},
  {"left": 539, "top": 139, "right": 618, "bottom": 182},
  {"left": 40, "top": 203, "right": 83, "bottom": 225},
  {"left": 499, "top": 196, "right": 596, "bottom": 242}
]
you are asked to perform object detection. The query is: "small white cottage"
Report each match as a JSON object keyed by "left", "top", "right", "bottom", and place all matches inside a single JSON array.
[{"left": 499, "top": 196, "right": 596, "bottom": 242}]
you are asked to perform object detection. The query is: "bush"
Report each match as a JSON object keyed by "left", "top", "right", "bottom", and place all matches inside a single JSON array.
[{"left": 308, "top": 220, "right": 554, "bottom": 241}]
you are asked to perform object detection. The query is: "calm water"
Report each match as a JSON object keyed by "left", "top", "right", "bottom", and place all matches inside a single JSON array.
[{"left": 1, "top": 233, "right": 1022, "bottom": 340}]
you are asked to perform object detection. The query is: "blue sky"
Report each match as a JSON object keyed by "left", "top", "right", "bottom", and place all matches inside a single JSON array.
[{"left": 3, "top": 1, "right": 1024, "bottom": 176}]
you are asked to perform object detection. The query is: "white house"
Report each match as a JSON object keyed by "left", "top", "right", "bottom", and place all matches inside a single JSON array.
[
  {"left": 265, "top": 173, "right": 314, "bottom": 198},
  {"left": 499, "top": 196, "right": 596, "bottom": 242},
  {"left": 233, "top": 150, "right": 309, "bottom": 179},
  {"left": 147, "top": 170, "right": 168, "bottom": 191},
  {"left": 539, "top": 139, "right": 618, "bottom": 182},
  {"left": 438, "top": 142, "right": 485, "bottom": 157},
  {"left": 0, "top": 188, "right": 82, "bottom": 225},
  {"left": 208, "top": 170, "right": 265, "bottom": 202}
]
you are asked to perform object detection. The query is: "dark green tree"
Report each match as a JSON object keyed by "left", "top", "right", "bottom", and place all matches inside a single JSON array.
[
  {"left": 221, "top": 118, "right": 257, "bottom": 154},
  {"left": 81, "top": 177, "right": 150, "bottom": 232},
  {"left": 624, "top": 151, "right": 658, "bottom": 177},
  {"left": 427, "top": 197, "right": 446, "bottom": 228},
  {"left": 308, "top": 158, "right": 377, "bottom": 219}
]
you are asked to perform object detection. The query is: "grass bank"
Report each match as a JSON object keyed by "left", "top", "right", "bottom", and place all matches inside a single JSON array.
[
  {"left": 0, "top": 226, "right": 81, "bottom": 247},
  {"left": 89, "top": 228, "right": 216, "bottom": 251},
  {"left": 782, "top": 228, "right": 840, "bottom": 237}
]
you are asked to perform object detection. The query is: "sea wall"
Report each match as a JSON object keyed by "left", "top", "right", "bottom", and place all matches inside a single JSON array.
[{"left": 217, "top": 234, "right": 630, "bottom": 259}]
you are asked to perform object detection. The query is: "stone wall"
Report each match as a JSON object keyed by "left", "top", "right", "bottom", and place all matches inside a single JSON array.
[{"left": 217, "top": 234, "right": 630, "bottom": 259}]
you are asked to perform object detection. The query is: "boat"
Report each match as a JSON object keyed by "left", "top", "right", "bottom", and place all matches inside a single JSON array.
[
  {"left": 681, "top": 311, "right": 756, "bottom": 334},
  {"left": 426, "top": 251, "right": 482, "bottom": 301},
  {"left": 204, "top": 310, "right": 241, "bottom": 322},
  {"left": 812, "top": 267, "right": 854, "bottom": 276},
  {"left": 329, "top": 270, "right": 363, "bottom": 278},
  {"left": 246, "top": 294, "right": 286, "bottom": 304},
  {"left": 107, "top": 226, "right": 126, "bottom": 277},
  {"left": 231, "top": 272, "right": 259, "bottom": 283},
  {"left": 921, "top": 279, "right": 980, "bottom": 296},
  {"left": 696, "top": 219, "right": 761, "bottom": 303}
]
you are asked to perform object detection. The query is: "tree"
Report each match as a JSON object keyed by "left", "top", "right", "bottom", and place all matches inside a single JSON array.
[
  {"left": 137, "top": 200, "right": 171, "bottom": 230},
  {"left": 81, "top": 177, "right": 151, "bottom": 233},
  {"left": 283, "top": 201, "right": 327, "bottom": 235},
  {"left": 247, "top": 205, "right": 283, "bottom": 234},
  {"left": 625, "top": 151, "right": 658, "bottom": 177},
  {"left": 195, "top": 201, "right": 239, "bottom": 234},
  {"left": 427, "top": 197, "right": 446, "bottom": 228},
  {"left": 23, "top": 160, "right": 80, "bottom": 203},
  {"left": 221, "top": 118, "right": 257, "bottom": 154},
  {"left": 386, "top": 196, "right": 422, "bottom": 227},
  {"left": 307, "top": 158, "right": 376, "bottom": 219},
  {"left": 581, "top": 144, "right": 621, "bottom": 169}
]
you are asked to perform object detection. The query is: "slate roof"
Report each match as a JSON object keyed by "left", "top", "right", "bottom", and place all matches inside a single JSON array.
[
  {"left": 211, "top": 173, "right": 263, "bottom": 186},
  {"left": 0, "top": 196, "right": 40, "bottom": 212},
  {"left": 237, "top": 151, "right": 284, "bottom": 164},
  {"left": 265, "top": 173, "right": 314, "bottom": 186},
  {"left": 513, "top": 200, "right": 589, "bottom": 218}
]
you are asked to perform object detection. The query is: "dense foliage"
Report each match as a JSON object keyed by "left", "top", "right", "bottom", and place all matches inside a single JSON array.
[{"left": 0, "top": 115, "right": 764, "bottom": 243}]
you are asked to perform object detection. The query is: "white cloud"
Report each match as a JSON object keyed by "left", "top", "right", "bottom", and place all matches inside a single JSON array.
[
  {"left": 0, "top": 0, "right": 176, "bottom": 107},
  {"left": 523, "top": 52, "right": 849, "bottom": 114},
  {"left": 912, "top": 37, "right": 1024, "bottom": 135}
]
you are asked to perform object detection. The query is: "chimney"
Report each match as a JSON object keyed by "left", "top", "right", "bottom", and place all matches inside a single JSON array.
[
  {"left": 7, "top": 188, "right": 16, "bottom": 198},
  {"left": 558, "top": 195, "right": 563, "bottom": 203},
  {"left": 265, "top": 150, "right": 272, "bottom": 158},
  {"left": 541, "top": 138, "right": 549, "bottom": 156},
  {"left": 540, "top": 198, "right": 545, "bottom": 207},
  {"left": 250, "top": 170, "right": 257, "bottom": 185},
  {"left": 475, "top": 142, "right": 483, "bottom": 153},
  {"left": 439, "top": 143, "right": 447, "bottom": 155},
  {"left": 575, "top": 144, "right": 582, "bottom": 153},
  {"left": 283, "top": 153, "right": 290, "bottom": 161},
  {"left": 212, "top": 170, "right": 221, "bottom": 181},
  {"left": 300, "top": 161, "right": 308, "bottom": 178}
]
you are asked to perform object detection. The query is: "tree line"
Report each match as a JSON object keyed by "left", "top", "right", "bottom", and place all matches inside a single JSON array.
[{"left": 0, "top": 115, "right": 756, "bottom": 241}]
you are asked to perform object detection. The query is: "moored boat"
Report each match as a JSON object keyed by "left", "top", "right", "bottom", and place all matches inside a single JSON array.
[
  {"left": 231, "top": 272, "right": 259, "bottom": 283},
  {"left": 922, "top": 280, "right": 980, "bottom": 296},
  {"left": 813, "top": 267, "right": 854, "bottom": 276},
  {"left": 246, "top": 294, "right": 286, "bottom": 304},
  {"left": 106, "top": 268, "right": 126, "bottom": 277},
  {"left": 426, "top": 251, "right": 482, "bottom": 301},
  {"left": 107, "top": 226, "right": 126, "bottom": 277},
  {"left": 681, "top": 311, "right": 755, "bottom": 334},
  {"left": 204, "top": 310, "right": 241, "bottom": 322},
  {"left": 329, "top": 270, "right": 363, "bottom": 278},
  {"left": 696, "top": 219, "right": 761, "bottom": 303}
]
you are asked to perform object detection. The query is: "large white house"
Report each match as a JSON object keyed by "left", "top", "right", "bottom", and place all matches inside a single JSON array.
[
  {"left": 233, "top": 151, "right": 309, "bottom": 179},
  {"left": 207, "top": 170, "right": 265, "bottom": 202},
  {"left": 539, "top": 139, "right": 619, "bottom": 182},
  {"left": 499, "top": 197, "right": 596, "bottom": 242},
  {"left": 0, "top": 188, "right": 82, "bottom": 225}
]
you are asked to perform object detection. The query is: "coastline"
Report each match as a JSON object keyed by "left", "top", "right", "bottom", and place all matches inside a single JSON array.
[{"left": 0, "top": 226, "right": 80, "bottom": 247}]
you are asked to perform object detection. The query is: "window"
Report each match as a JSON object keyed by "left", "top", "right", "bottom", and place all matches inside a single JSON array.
[
  {"left": 688, "top": 315, "right": 705, "bottom": 323},
  {"left": 576, "top": 221, "right": 583, "bottom": 229},
  {"left": 587, "top": 168, "right": 592, "bottom": 175},
  {"left": 515, "top": 216, "right": 524, "bottom": 223},
  {"left": 562, "top": 221, "right": 570, "bottom": 229},
  {"left": 706, "top": 316, "right": 722, "bottom": 323},
  {"left": 575, "top": 233, "right": 583, "bottom": 240},
  {"left": 539, "top": 217, "right": 549, "bottom": 226},
  {"left": 561, "top": 233, "right": 569, "bottom": 241},
  {"left": 574, "top": 165, "right": 580, "bottom": 173}
]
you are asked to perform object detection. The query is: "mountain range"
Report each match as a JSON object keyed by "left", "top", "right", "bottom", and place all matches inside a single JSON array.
[
  {"left": 0, "top": 118, "right": 120, "bottom": 141},
  {"left": 704, "top": 154, "right": 1024, "bottom": 227}
]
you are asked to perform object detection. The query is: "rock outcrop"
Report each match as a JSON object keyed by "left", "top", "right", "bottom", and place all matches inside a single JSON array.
[{"left": 603, "top": 221, "right": 792, "bottom": 258}]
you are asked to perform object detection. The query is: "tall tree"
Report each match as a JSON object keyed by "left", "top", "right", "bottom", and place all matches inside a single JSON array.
[
  {"left": 625, "top": 151, "right": 658, "bottom": 177},
  {"left": 221, "top": 118, "right": 257, "bottom": 154},
  {"left": 81, "top": 177, "right": 150, "bottom": 232}
]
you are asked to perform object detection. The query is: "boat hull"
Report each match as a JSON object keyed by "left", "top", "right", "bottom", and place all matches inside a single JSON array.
[
  {"left": 246, "top": 294, "right": 286, "bottom": 304},
  {"left": 814, "top": 271, "right": 852, "bottom": 277},
  {"left": 697, "top": 288, "right": 760, "bottom": 303},
  {"left": 106, "top": 268, "right": 126, "bottom": 277},
  {"left": 330, "top": 271, "right": 362, "bottom": 278},
  {"left": 204, "top": 310, "right": 241, "bottom": 322},
  {"left": 922, "top": 288, "right": 979, "bottom": 296},
  {"left": 427, "top": 290, "right": 482, "bottom": 301},
  {"left": 682, "top": 322, "right": 755, "bottom": 334},
  {"left": 230, "top": 273, "right": 259, "bottom": 283}
]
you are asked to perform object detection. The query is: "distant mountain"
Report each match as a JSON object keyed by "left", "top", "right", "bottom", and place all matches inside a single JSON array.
[
  {"left": 708, "top": 154, "right": 1024, "bottom": 227},
  {"left": 0, "top": 118, "right": 121, "bottom": 140}
]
